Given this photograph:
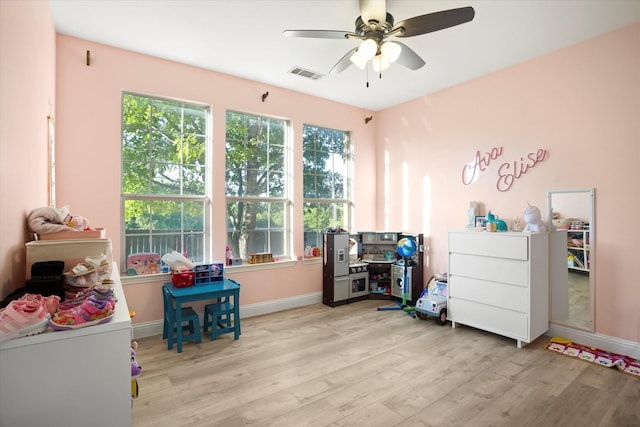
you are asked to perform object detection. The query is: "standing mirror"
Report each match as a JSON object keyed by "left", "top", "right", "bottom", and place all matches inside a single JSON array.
[{"left": 547, "top": 189, "right": 594, "bottom": 331}]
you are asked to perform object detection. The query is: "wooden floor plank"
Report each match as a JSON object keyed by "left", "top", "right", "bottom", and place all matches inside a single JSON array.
[{"left": 132, "top": 300, "right": 638, "bottom": 426}]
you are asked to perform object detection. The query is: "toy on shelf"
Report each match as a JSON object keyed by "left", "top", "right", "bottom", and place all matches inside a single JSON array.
[
  {"left": 467, "top": 201, "right": 479, "bottom": 229},
  {"left": 523, "top": 203, "right": 547, "bottom": 232},
  {"left": 64, "top": 214, "right": 90, "bottom": 231},
  {"left": 486, "top": 211, "right": 508, "bottom": 232},
  {"left": 127, "top": 253, "right": 161, "bottom": 276}
]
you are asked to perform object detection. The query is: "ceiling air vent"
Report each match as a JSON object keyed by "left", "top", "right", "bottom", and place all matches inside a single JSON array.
[{"left": 288, "top": 67, "right": 324, "bottom": 80}]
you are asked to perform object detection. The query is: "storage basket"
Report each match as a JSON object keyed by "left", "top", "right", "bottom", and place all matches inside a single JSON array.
[
  {"left": 171, "top": 270, "right": 194, "bottom": 288},
  {"left": 194, "top": 262, "right": 224, "bottom": 284}
]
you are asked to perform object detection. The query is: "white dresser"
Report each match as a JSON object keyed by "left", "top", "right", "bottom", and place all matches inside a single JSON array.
[
  {"left": 448, "top": 231, "right": 549, "bottom": 348},
  {"left": 0, "top": 263, "right": 132, "bottom": 426}
]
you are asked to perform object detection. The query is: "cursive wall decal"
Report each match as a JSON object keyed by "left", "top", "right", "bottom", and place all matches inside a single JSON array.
[{"left": 462, "top": 147, "right": 547, "bottom": 192}]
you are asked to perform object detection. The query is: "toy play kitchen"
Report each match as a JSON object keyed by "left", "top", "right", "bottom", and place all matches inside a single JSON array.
[
  {"left": 322, "top": 231, "right": 424, "bottom": 307},
  {"left": 322, "top": 232, "right": 370, "bottom": 307}
]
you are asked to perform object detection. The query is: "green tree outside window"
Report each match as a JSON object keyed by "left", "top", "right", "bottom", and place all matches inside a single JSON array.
[
  {"left": 225, "top": 111, "right": 288, "bottom": 260},
  {"left": 302, "top": 125, "right": 352, "bottom": 254}
]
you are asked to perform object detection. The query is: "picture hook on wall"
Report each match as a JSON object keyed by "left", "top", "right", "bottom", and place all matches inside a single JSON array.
[
  {"left": 365, "top": 116, "right": 373, "bottom": 124},
  {"left": 86, "top": 50, "right": 90, "bottom": 66},
  {"left": 261, "top": 91, "right": 269, "bottom": 102}
]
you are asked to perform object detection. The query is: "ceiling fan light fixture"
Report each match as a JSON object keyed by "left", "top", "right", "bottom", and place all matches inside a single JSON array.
[
  {"left": 284, "top": 5, "right": 476, "bottom": 77},
  {"left": 358, "top": 39, "right": 377, "bottom": 60},
  {"left": 349, "top": 50, "right": 368, "bottom": 70},
  {"left": 380, "top": 41, "right": 401, "bottom": 63},
  {"left": 372, "top": 54, "right": 390, "bottom": 73}
]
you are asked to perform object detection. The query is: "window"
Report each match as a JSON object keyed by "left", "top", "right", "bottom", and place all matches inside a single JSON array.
[
  {"left": 302, "top": 125, "right": 352, "bottom": 254},
  {"left": 121, "top": 93, "right": 210, "bottom": 273},
  {"left": 225, "top": 111, "right": 289, "bottom": 261}
]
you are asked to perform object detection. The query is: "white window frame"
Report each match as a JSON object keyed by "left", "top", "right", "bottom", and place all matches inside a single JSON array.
[
  {"left": 302, "top": 124, "right": 353, "bottom": 254},
  {"left": 225, "top": 110, "right": 291, "bottom": 263},
  {"left": 120, "top": 92, "right": 212, "bottom": 275}
]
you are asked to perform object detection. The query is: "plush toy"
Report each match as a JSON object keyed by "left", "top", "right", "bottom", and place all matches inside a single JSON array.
[
  {"left": 64, "top": 214, "right": 91, "bottom": 231},
  {"left": 131, "top": 341, "right": 142, "bottom": 400},
  {"left": 523, "top": 203, "right": 547, "bottom": 232}
]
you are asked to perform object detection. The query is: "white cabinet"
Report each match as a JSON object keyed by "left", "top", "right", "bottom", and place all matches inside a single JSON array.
[
  {"left": 448, "top": 231, "right": 549, "bottom": 348},
  {"left": 0, "top": 264, "right": 132, "bottom": 427}
]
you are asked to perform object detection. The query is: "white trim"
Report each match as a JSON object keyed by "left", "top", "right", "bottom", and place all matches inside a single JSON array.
[
  {"left": 548, "top": 323, "right": 640, "bottom": 359},
  {"left": 239, "top": 291, "right": 322, "bottom": 318},
  {"left": 132, "top": 291, "right": 322, "bottom": 339}
]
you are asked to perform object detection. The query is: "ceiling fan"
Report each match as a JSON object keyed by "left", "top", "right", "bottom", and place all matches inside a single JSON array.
[{"left": 283, "top": 0, "right": 475, "bottom": 75}]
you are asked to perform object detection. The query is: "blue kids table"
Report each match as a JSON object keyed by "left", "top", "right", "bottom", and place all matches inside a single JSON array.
[{"left": 163, "top": 278, "right": 240, "bottom": 353}]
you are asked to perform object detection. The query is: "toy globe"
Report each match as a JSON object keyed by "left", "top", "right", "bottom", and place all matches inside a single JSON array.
[{"left": 396, "top": 237, "right": 417, "bottom": 258}]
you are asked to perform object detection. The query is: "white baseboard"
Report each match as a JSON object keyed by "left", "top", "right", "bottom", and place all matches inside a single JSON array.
[
  {"left": 132, "top": 291, "right": 323, "bottom": 340},
  {"left": 548, "top": 323, "right": 640, "bottom": 359}
]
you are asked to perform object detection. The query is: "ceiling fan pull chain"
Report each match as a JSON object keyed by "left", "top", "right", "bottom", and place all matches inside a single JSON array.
[{"left": 366, "top": 65, "right": 370, "bottom": 88}]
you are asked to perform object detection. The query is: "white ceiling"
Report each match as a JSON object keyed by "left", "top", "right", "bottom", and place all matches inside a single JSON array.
[{"left": 49, "top": 0, "right": 640, "bottom": 111}]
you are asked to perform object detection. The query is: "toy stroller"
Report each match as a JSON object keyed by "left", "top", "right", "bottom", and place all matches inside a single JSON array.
[{"left": 415, "top": 275, "right": 448, "bottom": 325}]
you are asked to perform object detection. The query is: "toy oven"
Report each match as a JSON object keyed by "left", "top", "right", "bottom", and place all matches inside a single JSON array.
[{"left": 349, "top": 272, "right": 369, "bottom": 299}]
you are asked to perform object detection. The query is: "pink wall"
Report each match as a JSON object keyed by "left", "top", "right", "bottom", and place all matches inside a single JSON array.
[
  {"left": 376, "top": 24, "right": 640, "bottom": 343},
  {"left": 2, "top": 2, "right": 637, "bottom": 346},
  {"left": 0, "top": 1, "right": 56, "bottom": 298},
  {"left": 54, "top": 35, "right": 377, "bottom": 324}
]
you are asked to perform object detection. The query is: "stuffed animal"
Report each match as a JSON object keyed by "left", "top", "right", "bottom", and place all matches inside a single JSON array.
[
  {"left": 523, "top": 203, "right": 547, "bottom": 232},
  {"left": 131, "top": 341, "right": 142, "bottom": 400},
  {"left": 64, "top": 214, "right": 91, "bottom": 231}
]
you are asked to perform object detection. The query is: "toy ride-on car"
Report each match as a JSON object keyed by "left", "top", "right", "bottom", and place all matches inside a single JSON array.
[
  {"left": 415, "top": 293, "right": 447, "bottom": 325},
  {"left": 415, "top": 275, "right": 448, "bottom": 325}
]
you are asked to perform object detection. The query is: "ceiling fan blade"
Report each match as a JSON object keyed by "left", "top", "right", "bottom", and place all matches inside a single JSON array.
[
  {"left": 329, "top": 47, "right": 358, "bottom": 75},
  {"left": 359, "top": 0, "right": 387, "bottom": 24},
  {"left": 393, "top": 6, "right": 475, "bottom": 38},
  {"left": 283, "top": 30, "right": 352, "bottom": 39},
  {"left": 394, "top": 42, "right": 426, "bottom": 70}
]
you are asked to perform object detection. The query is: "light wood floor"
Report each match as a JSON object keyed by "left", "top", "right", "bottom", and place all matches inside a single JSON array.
[
  {"left": 132, "top": 300, "right": 639, "bottom": 427},
  {"left": 568, "top": 270, "right": 590, "bottom": 328}
]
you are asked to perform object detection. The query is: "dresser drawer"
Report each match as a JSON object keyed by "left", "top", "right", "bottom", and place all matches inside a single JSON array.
[
  {"left": 449, "top": 276, "right": 528, "bottom": 313},
  {"left": 449, "top": 298, "right": 529, "bottom": 340},
  {"left": 449, "top": 232, "right": 528, "bottom": 260},
  {"left": 450, "top": 253, "right": 529, "bottom": 286}
]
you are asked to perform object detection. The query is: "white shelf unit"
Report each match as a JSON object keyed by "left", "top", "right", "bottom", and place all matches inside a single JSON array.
[
  {"left": 448, "top": 231, "right": 549, "bottom": 348},
  {"left": 567, "top": 229, "right": 590, "bottom": 272},
  {"left": 0, "top": 263, "right": 132, "bottom": 427}
]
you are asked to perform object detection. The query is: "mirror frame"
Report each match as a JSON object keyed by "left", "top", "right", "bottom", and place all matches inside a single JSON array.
[{"left": 547, "top": 188, "right": 595, "bottom": 331}]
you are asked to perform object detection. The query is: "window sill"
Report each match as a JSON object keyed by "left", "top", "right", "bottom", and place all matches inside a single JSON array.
[
  {"left": 120, "top": 259, "right": 303, "bottom": 285},
  {"left": 225, "top": 259, "right": 298, "bottom": 273}
]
